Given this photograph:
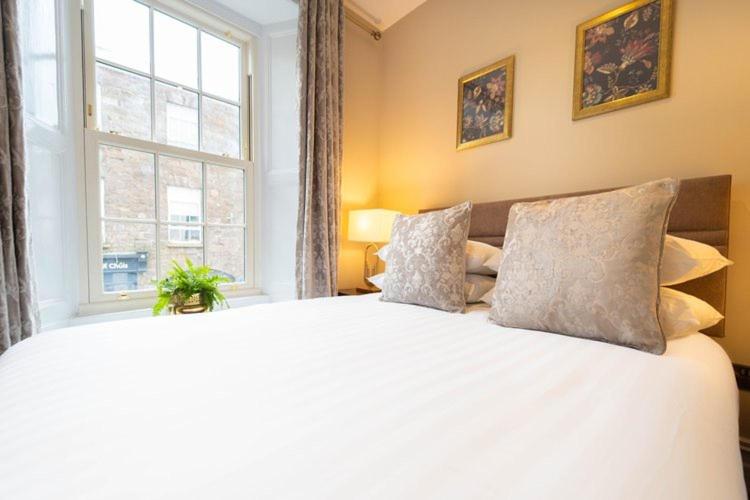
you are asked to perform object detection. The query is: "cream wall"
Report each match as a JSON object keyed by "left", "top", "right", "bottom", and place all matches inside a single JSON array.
[
  {"left": 339, "top": 20, "right": 383, "bottom": 290},
  {"left": 377, "top": 0, "right": 750, "bottom": 356},
  {"left": 342, "top": 0, "right": 750, "bottom": 431}
]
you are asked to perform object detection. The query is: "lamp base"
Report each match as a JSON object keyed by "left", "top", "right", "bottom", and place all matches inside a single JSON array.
[{"left": 363, "top": 242, "right": 380, "bottom": 289}]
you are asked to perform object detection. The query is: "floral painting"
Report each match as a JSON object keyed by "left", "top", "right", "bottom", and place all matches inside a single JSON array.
[
  {"left": 457, "top": 55, "right": 514, "bottom": 150},
  {"left": 573, "top": 0, "right": 673, "bottom": 120}
]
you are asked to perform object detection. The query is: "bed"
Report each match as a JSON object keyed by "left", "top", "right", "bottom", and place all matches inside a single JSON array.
[{"left": 0, "top": 176, "right": 744, "bottom": 500}]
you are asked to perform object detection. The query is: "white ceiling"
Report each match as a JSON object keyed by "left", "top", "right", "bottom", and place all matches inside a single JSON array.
[
  {"left": 211, "top": 0, "right": 299, "bottom": 25},
  {"left": 209, "top": 0, "right": 426, "bottom": 30},
  {"left": 350, "top": 0, "right": 428, "bottom": 30}
]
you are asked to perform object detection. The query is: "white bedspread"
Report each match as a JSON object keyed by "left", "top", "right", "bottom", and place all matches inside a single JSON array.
[{"left": 0, "top": 295, "right": 745, "bottom": 500}]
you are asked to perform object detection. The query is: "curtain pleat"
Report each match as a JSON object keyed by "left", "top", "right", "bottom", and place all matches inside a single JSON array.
[
  {"left": 295, "top": 0, "right": 344, "bottom": 299},
  {"left": 0, "top": 0, "right": 38, "bottom": 355}
]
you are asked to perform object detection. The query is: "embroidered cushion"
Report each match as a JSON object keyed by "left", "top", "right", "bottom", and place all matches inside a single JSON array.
[
  {"left": 489, "top": 179, "right": 679, "bottom": 354},
  {"left": 381, "top": 202, "right": 472, "bottom": 312}
]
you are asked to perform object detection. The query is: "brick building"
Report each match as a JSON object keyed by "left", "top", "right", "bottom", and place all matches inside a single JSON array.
[{"left": 98, "top": 65, "right": 245, "bottom": 292}]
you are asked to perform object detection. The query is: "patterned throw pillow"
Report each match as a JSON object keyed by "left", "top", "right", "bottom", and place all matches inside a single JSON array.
[
  {"left": 381, "top": 202, "right": 472, "bottom": 312},
  {"left": 489, "top": 179, "right": 679, "bottom": 354}
]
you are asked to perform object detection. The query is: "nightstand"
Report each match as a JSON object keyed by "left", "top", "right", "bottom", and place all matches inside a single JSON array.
[{"left": 338, "top": 287, "right": 379, "bottom": 296}]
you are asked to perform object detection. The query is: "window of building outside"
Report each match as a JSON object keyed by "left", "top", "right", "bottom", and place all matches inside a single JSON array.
[
  {"left": 167, "top": 186, "right": 202, "bottom": 244},
  {"left": 85, "top": 0, "right": 251, "bottom": 301}
]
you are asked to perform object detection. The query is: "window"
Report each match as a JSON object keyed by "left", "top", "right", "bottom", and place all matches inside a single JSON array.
[
  {"left": 91, "top": 0, "right": 242, "bottom": 157},
  {"left": 83, "top": 0, "right": 252, "bottom": 302},
  {"left": 22, "top": 0, "right": 81, "bottom": 326},
  {"left": 21, "top": 0, "right": 59, "bottom": 128},
  {"left": 167, "top": 186, "right": 202, "bottom": 244}
]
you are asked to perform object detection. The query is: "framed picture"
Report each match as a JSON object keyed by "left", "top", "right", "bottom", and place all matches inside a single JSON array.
[
  {"left": 457, "top": 55, "right": 514, "bottom": 151},
  {"left": 572, "top": 0, "right": 673, "bottom": 120}
]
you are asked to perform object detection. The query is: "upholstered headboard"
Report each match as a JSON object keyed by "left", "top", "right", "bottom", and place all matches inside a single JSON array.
[{"left": 421, "top": 175, "right": 731, "bottom": 337}]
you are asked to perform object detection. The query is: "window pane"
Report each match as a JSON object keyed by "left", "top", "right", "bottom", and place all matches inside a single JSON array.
[
  {"left": 166, "top": 186, "right": 202, "bottom": 244},
  {"left": 94, "top": 0, "right": 150, "bottom": 73},
  {"left": 201, "top": 32, "right": 239, "bottom": 102},
  {"left": 20, "top": 0, "right": 59, "bottom": 127},
  {"left": 158, "top": 156, "right": 203, "bottom": 222},
  {"left": 100, "top": 146, "right": 155, "bottom": 219},
  {"left": 155, "top": 83, "right": 199, "bottom": 150},
  {"left": 168, "top": 224, "right": 202, "bottom": 244},
  {"left": 28, "top": 145, "right": 65, "bottom": 301},
  {"left": 97, "top": 63, "right": 151, "bottom": 140},
  {"left": 201, "top": 97, "right": 240, "bottom": 158},
  {"left": 206, "top": 227, "right": 244, "bottom": 283},
  {"left": 159, "top": 156, "right": 203, "bottom": 274},
  {"left": 154, "top": 11, "right": 198, "bottom": 88},
  {"left": 102, "top": 222, "right": 156, "bottom": 293},
  {"left": 206, "top": 165, "right": 244, "bottom": 224},
  {"left": 160, "top": 225, "right": 203, "bottom": 278}
]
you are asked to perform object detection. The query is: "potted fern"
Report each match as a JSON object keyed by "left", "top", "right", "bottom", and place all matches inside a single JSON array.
[{"left": 153, "top": 259, "right": 230, "bottom": 315}]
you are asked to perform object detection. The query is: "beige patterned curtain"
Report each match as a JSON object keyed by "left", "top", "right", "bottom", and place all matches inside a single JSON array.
[
  {"left": 0, "top": 0, "right": 37, "bottom": 355},
  {"left": 295, "top": 0, "right": 344, "bottom": 299}
]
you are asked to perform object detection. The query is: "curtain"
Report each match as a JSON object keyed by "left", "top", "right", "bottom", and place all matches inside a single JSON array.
[
  {"left": 0, "top": 0, "right": 37, "bottom": 355},
  {"left": 295, "top": 0, "right": 344, "bottom": 299}
]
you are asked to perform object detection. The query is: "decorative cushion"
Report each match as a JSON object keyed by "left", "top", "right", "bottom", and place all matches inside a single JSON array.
[
  {"left": 489, "top": 179, "right": 679, "bottom": 354},
  {"left": 381, "top": 202, "right": 472, "bottom": 312},
  {"left": 483, "top": 285, "right": 723, "bottom": 339},
  {"left": 661, "top": 235, "right": 733, "bottom": 286},
  {"left": 378, "top": 239, "right": 500, "bottom": 275},
  {"left": 369, "top": 272, "right": 493, "bottom": 304},
  {"left": 470, "top": 235, "right": 728, "bottom": 286}
]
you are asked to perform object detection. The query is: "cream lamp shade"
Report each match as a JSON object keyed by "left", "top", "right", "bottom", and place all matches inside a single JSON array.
[{"left": 348, "top": 209, "right": 400, "bottom": 243}]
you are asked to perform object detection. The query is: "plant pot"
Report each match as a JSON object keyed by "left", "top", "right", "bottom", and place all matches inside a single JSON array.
[{"left": 170, "top": 293, "right": 208, "bottom": 315}]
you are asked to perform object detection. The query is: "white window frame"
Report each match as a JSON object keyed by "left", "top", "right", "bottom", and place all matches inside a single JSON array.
[
  {"left": 23, "top": 0, "right": 80, "bottom": 327},
  {"left": 81, "top": 0, "right": 256, "bottom": 306}
]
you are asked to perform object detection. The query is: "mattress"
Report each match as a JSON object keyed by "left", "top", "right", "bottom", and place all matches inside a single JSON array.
[{"left": 0, "top": 294, "right": 745, "bottom": 500}]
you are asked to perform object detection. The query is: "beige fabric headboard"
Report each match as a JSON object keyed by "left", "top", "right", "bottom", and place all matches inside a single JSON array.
[{"left": 421, "top": 175, "right": 731, "bottom": 337}]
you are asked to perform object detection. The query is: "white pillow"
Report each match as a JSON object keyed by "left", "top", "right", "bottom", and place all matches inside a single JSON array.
[
  {"left": 465, "top": 274, "right": 496, "bottom": 303},
  {"left": 483, "top": 249, "right": 503, "bottom": 273},
  {"left": 659, "top": 287, "right": 724, "bottom": 339},
  {"left": 377, "top": 240, "right": 500, "bottom": 275},
  {"left": 367, "top": 273, "right": 385, "bottom": 289},
  {"left": 480, "top": 287, "right": 494, "bottom": 305},
  {"left": 661, "top": 235, "right": 732, "bottom": 286},
  {"left": 368, "top": 273, "right": 495, "bottom": 304},
  {"left": 465, "top": 241, "right": 501, "bottom": 275}
]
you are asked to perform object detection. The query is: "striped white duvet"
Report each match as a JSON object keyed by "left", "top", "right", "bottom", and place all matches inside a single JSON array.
[{"left": 0, "top": 294, "right": 745, "bottom": 500}]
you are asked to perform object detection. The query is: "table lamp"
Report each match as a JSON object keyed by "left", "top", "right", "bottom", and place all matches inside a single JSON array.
[{"left": 348, "top": 209, "right": 400, "bottom": 290}]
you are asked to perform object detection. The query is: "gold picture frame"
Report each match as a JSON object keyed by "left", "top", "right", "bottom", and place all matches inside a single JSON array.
[
  {"left": 456, "top": 55, "right": 515, "bottom": 151},
  {"left": 572, "top": 0, "right": 673, "bottom": 120}
]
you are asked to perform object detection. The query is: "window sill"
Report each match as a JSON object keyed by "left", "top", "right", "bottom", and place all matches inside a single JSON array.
[
  {"left": 68, "top": 292, "right": 271, "bottom": 329},
  {"left": 68, "top": 290, "right": 270, "bottom": 329},
  {"left": 75, "top": 287, "right": 266, "bottom": 319}
]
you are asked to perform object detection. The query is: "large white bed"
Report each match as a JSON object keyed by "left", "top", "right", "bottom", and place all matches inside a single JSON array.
[{"left": 0, "top": 294, "right": 745, "bottom": 499}]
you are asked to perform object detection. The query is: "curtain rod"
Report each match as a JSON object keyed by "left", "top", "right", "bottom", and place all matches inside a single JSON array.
[
  {"left": 344, "top": 5, "right": 382, "bottom": 41},
  {"left": 291, "top": 1, "right": 383, "bottom": 41}
]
